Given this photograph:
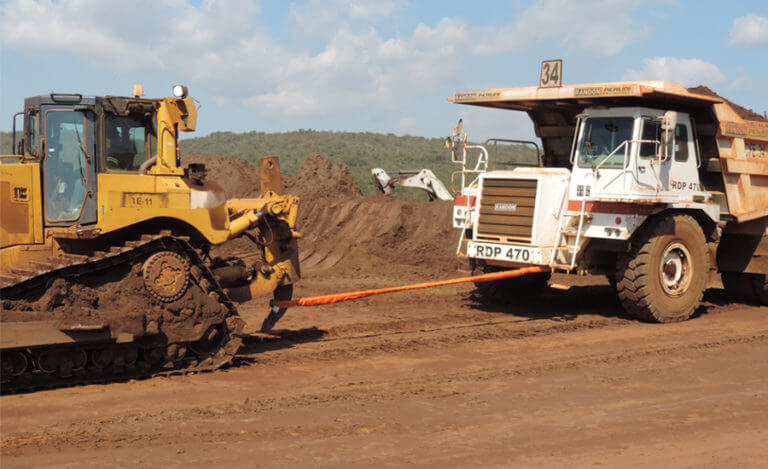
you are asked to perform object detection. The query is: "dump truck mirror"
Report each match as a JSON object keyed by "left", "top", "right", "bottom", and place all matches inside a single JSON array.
[
  {"left": 661, "top": 111, "right": 678, "bottom": 133},
  {"left": 455, "top": 118, "right": 463, "bottom": 137},
  {"left": 657, "top": 111, "right": 678, "bottom": 160}
]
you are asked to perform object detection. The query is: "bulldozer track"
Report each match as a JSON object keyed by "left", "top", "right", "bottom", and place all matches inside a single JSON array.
[{"left": 1, "top": 231, "right": 245, "bottom": 394}]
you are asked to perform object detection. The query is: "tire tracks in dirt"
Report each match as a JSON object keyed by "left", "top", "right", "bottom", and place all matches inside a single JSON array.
[{"left": 4, "top": 315, "right": 765, "bottom": 454}]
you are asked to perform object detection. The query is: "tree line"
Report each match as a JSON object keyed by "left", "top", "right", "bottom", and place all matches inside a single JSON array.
[{"left": 1, "top": 129, "right": 534, "bottom": 197}]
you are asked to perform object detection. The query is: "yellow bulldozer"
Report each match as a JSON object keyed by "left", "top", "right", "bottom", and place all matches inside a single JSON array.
[{"left": 0, "top": 85, "right": 300, "bottom": 391}]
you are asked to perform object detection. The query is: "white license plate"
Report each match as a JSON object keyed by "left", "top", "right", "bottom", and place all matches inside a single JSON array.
[{"left": 468, "top": 241, "right": 543, "bottom": 264}]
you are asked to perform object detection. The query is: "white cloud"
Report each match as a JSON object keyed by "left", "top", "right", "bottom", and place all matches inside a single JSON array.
[
  {"left": 287, "top": 0, "right": 405, "bottom": 40},
  {"left": 729, "top": 13, "right": 768, "bottom": 47},
  {"left": 0, "top": 0, "right": 272, "bottom": 82},
  {"left": 395, "top": 116, "right": 418, "bottom": 134},
  {"left": 728, "top": 66, "right": 755, "bottom": 92},
  {"left": 245, "top": 89, "right": 321, "bottom": 116},
  {"left": 728, "top": 76, "right": 755, "bottom": 92},
  {"left": 0, "top": 0, "right": 661, "bottom": 124},
  {"left": 473, "top": 0, "right": 650, "bottom": 57},
  {"left": 624, "top": 57, "right": 725, "bottom": 87},
  {"left": 243, "top": 17, "right": 469, "bottom": 117},
  {"left": 212, "top": 96, "right": 232, "bottom": 107}
]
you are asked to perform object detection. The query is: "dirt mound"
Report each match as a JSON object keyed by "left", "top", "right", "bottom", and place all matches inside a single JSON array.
[
  {"left": 688, "top": 86, "right": 767, "bottom": 122},
  {"left": 285, "top": 153, "right": 362, "bottom": 199},
  {"left": 185, "top": 153, "right": 262, "bottom": 198},
  {"left": 183, "top": 152, "right": 453, "bottom": 279},
  {"left": 297, "top": 195, "right": 458, "bottom": 280},
  {"left": 185, "top": 153, "right": 362, "bottom": 200}
]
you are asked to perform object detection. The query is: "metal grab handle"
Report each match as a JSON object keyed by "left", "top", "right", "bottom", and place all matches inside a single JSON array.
[{"left": 484, "top": 138, "right": 542, "bottom": 167}]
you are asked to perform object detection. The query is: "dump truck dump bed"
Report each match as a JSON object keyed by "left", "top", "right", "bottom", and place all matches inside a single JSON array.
[{"left": 449, "top": 81, "right": 768, "bottom": 222}]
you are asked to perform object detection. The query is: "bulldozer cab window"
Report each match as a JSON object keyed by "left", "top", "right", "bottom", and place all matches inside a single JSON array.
[
  {"left": 577, "top": 117, "right": 633, "bottom": 169},
  {"left": 44, "top": 110, "right": 89, "bottom": 222},
  {"left": 26, "top": 112, "right": 39, "bottom": 157},
  {"left": 105, "top": 115, "right": 157, "bottom": 171}
]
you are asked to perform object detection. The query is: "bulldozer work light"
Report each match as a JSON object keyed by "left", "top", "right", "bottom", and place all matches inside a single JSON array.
[{"left": 173, "top": 84, "right": 188, "bottom": 98}]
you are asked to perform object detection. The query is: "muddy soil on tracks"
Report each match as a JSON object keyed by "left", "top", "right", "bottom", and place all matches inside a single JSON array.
[{"left": 2, "top": 154, "right": 767, "bottom": 467}]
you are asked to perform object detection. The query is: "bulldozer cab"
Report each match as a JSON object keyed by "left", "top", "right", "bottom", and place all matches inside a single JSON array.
[
  {"left": 27, "top": 95, "right": 99, "bottom": 226},
  {"left": 14, "top": 93, "right": 166, "bottom": 229}
]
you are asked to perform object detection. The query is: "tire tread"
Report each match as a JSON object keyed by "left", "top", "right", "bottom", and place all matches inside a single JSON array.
[{"left": 615, "top": 214, "right": 707, "bottom": 322}]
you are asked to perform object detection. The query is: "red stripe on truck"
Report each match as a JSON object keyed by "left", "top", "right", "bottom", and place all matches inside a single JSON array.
[
  {"left": 455, "top": 195, "right": 476, "bottom": 207},
  {"left": 567, "top": 200, "right": 662, "bottom": 215}
]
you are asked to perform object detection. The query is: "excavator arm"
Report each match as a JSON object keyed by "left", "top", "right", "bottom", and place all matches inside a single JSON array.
[{"left": 371, "top": 168, "right": 454, "bottom": 201}]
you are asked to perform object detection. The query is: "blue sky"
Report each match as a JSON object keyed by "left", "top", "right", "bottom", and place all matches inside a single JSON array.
[{"left": 1, "top": 0, "right": 767, "bottom": 141}]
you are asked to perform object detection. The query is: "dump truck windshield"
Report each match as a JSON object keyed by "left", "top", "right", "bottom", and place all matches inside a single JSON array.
[
  {"left": 105, "top": 114, "right": 157, "bottom": 171},
  {"left": 577, "top": 117, "right": 634, "bottom": 169}
]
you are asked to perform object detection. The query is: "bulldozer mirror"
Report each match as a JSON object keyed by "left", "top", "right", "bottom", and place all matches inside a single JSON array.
[{"left": 444, "top": 136, "right": 453, "bottom": 149}]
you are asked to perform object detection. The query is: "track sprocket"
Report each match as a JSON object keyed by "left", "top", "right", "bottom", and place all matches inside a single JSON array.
[{"left": 142, "top": 250, "right": 191, "bottom": 302}]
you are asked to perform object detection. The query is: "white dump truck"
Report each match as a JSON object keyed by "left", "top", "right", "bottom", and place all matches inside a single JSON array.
[{"left": 449, "top": 71, "right": 768, "bottom": 322}]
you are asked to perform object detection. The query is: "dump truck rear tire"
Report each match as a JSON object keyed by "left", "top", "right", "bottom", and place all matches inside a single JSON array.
[
  {"left": 615, "top": 214, "right": 708, "bottom": 322},
  {"left": 721, "top": 272, "right": 760, "bottom": 304},
  {"left": 756, "top": 274, "right": 768, "bottom": 305}
]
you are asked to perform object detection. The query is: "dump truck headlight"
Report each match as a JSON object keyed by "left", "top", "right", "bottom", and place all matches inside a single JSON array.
[{"left": 173, "top": 84, "right": 188, "bottom": 98}]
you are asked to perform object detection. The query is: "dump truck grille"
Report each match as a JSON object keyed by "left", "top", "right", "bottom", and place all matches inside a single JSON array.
[{"left": 476, "top": 178, "right": 537, "bottom": 243}]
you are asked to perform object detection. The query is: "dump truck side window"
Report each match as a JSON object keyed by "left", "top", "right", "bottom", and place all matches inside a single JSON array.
[
  {"left": 105, "top": 115, "right": 157, "bottom": 171},
  {"left": 674, "top": 125, "right": 689, "bottom": 162},
  {"left": 640, "top": 120, "right": 659, "bottom": 158}
]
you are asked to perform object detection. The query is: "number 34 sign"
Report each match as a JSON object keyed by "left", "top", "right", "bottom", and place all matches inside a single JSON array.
[{"left": 539, "top": 59, "right": 562, "bottom": 88}]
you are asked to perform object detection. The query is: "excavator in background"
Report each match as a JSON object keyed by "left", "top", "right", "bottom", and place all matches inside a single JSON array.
[
  {"left": 0, "top": 85, "right": 300, "bottom": 391},
  {"left": 371, "top": 168, "right": 453, "bottom": 201}
]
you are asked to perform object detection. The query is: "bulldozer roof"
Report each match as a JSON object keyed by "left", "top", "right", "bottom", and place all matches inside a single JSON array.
[{"left": 24, "top": 94, "right": 160, "bottom": 110}]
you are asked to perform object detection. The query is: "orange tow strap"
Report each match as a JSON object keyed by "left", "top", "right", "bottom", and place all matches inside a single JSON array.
[{"left": 272, "top": 266, "right": 550, "bottom": 308}]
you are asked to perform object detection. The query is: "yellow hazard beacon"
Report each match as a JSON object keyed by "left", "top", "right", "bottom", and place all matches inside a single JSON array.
[{"left": 447, "top": 60, "right": 768, "bottom": 322}]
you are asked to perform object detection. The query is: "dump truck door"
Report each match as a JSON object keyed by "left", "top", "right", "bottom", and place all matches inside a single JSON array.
[
  {"left": 637, "top": 118, "right": 696, "bottom": 195},
  {"left": 636, "top": 118, "right": 674, "bottom": 192},
  {"left": 42, "top": 106, "right": 97, "bottom": 226}
]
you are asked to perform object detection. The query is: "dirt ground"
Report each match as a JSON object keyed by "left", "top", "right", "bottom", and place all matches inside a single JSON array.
[
  {"left": 2, "top": 155, "right": 767, "bottom": 467},
  {"left": 2, "top": 274, "right": 767, "bottom": 467}
]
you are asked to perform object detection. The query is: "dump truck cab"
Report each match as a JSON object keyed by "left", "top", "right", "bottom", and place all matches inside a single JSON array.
[{"left": 449, "top": 74, "right": 768, "bottom": 321}]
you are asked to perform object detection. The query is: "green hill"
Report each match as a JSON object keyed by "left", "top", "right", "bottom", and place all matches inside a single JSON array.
[
  {"left": 1, "top": 129, "right": 536, "bottom": 197},
  {"left": 1, "top": 131, "right": 13, "bottom": 155},
  {"left": 180, "top": 130, "right": 536, "bottom": 196}
]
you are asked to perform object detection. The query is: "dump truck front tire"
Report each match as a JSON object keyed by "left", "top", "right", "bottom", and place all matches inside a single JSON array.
[{"left": 615, "top": 214, "right": 708, "bottom": 323}]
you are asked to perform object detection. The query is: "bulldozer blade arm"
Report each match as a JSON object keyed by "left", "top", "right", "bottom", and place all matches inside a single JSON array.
[{"left": 259, "top": 156, "right": 285, "bottom": 195}]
